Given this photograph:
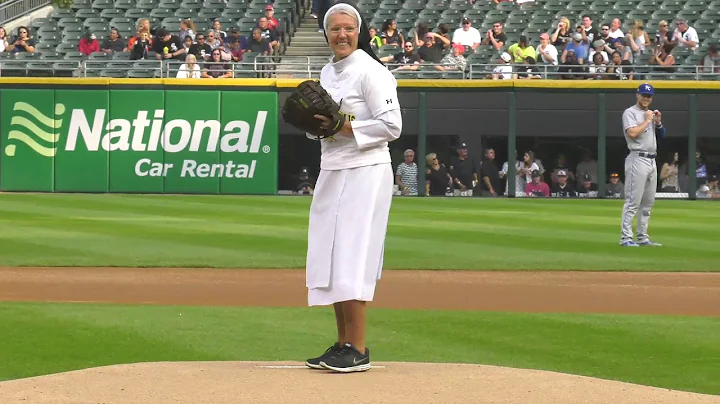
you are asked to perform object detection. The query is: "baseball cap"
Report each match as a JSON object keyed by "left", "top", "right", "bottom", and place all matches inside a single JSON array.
[
  {"left": 583, "top": 174, "right": 592, "bottom": 181},
  {"left": 458, "top": 142, "right": 468, "bottom": 149},
  {"left": 265, "top": 4, "right": 273, "bottom": 10},
  {"left": 540, "top": 33, "right": 549, "bottom": 40},
  {"left": 573, "top": 32, "right": 582, "bottom": 41},
  {"left": 637, "top": 83, "right": 655, "bottom": 95},
  {"left": 531, "top": 169, "right": 541, "bottom": 177},
  {"left": 155, "top": 27, "right": 169, "bottom": 37},
  {"left": 500, "top": 52, "right": 511, "bottom": 62},
  {"left": 557, "top": 170, "right": 567, "bottom": 177}
]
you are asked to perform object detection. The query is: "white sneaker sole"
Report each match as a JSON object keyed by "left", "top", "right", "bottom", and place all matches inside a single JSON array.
[
  {"left": 305, "top": 361, "right": 324, "bottom": 369},
  {"left": 319, "top": 361, "right": 371, "bottom": 373}
]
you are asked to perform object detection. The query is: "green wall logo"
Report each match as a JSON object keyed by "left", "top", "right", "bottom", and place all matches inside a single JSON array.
[{"left": 5, "top": 102, "right": 65, "bottom": 157}]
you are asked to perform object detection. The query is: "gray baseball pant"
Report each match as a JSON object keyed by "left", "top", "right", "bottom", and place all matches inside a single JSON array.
[{"left": 620, "top": 152, "right": 657, "bottom": 241}]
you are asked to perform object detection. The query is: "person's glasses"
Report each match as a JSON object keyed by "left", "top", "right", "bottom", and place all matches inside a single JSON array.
[
  {"left": 602, "top": 27, "right": 609, "bottom": 30},
  {"left": 493, "top": 24, "right": 501, "bottom": 28},
  {"left": 404, "top": 45, "right": 412, "bottom": 48}
]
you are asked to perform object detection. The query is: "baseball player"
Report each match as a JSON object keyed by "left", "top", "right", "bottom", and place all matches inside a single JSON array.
[{"left": 619, "top": 83, "right": 665, "bottom": 247}]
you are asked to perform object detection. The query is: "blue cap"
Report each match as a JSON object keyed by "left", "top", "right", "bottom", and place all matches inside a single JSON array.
[{"left": 637, "top": 83, "right": 654, "bottom": 95}]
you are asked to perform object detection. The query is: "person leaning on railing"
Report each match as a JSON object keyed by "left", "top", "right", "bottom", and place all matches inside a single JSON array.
[
  {"left": 587, "top": 52, "right": 608, "bottom": 80},
  {"left": 201, "top": 49, "right": 232, "bottom": 78}
]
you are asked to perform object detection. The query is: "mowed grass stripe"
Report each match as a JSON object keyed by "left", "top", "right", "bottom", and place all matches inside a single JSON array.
[
  {"left": 1, "top": 302, "right": 719, "bottom": 395},
  {"left": 0, "top": 194, "right": 717, "bottom": 270}
]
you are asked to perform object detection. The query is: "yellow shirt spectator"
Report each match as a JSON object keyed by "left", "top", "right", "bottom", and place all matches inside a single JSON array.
[{"left": 508, "top": 43, "right": 537, "bottom": 63}]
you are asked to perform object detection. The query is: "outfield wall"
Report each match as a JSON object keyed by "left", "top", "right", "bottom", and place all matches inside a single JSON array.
[{"left": 0, "top": 78, "right": 717, "bottom": 197}]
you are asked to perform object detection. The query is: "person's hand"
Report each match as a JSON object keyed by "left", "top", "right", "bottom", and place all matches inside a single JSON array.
[
  {"left": 645, "top": 110, "right": 654, "bottom": 123},
  {"left": 653, "top": 110, "right": 662, "bottom": 124},
  {"left": 164, "top": 53, "right": 172, "bottom": 59}
]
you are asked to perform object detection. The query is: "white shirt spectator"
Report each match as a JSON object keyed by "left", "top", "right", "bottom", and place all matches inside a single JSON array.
[
  {"left": 537, "top": 43, "right": 558, "bottom": 65},
  {"left": 176, "top": 63, "right": 201, "bottom": 78},
  {"left": 673, "top": 26, "right": 699, "bottom": 49},
  {"left": 589, "top": 49, "right": 609, "bottom": 63},
  {"left": 493, "top": 64, "right": 512, "bottom": 79},
  {"left": 452, "top": 26, "right": 481, "bottom": 48},
  {"left": 608, "top": 29, "right": 624, "bottom": 39}
]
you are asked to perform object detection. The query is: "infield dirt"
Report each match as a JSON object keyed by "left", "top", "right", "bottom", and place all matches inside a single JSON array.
[{"left": 1, "top": 267, "right": 719, "bottom": 404}]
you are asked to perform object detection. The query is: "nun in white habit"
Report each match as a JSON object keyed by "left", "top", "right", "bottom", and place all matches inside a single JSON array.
[{"left": 303, "top": 0, "right": 402, "bottom": 373}]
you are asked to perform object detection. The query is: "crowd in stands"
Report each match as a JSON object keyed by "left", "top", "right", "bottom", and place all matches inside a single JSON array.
[{"left": 392, "top": 145, "right": 720, "bottom": 198}]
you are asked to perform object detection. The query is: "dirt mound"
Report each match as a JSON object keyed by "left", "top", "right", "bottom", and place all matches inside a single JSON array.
[{"left": 1, "top": 361, "right": 717, "bottom": 404}]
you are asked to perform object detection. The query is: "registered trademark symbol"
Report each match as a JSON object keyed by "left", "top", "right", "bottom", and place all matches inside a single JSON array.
[{"left": 262, "top": 145, "right": 270, "bottom": 154}]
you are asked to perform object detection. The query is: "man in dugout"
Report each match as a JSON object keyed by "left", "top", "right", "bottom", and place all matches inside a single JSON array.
[{"left": 449, "top": 142, "right": 478, "bottom": 196}]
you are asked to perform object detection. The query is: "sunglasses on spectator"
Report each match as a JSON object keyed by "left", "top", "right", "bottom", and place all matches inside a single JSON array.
[{"left": 493, "top": 24, "right": 501, "bottom": 28}]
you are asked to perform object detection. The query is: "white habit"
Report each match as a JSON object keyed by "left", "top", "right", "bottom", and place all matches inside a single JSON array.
[{"left": 305, "top": 49, "right": 402, "bottom": 307}]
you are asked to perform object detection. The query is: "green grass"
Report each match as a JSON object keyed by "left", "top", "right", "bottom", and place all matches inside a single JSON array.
[
  {"left": 0, "top": 194, "right": 718, "bottom": 270},
  {"left": 0, "top": 302, "right": 718, "bottom": 395}
]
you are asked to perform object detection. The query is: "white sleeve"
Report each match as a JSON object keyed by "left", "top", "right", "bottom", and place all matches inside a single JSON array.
[
  {"left": 688, "top": 27, "right": 699, "bottom": 43},
  {"left": 473, "top": 29, "right": 482, "bottom": 44},
  {"left": 352, "top": 109, "right": 402, "bottom": 150}
]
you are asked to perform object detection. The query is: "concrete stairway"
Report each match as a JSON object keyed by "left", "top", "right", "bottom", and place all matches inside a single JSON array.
[{"left": 275, "top": 12, "right": 331, "bottom": 77}]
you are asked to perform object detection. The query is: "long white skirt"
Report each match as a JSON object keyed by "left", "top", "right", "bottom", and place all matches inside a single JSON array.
[{"left": 306, "top": 163, "right": 394, "bottom": 307}]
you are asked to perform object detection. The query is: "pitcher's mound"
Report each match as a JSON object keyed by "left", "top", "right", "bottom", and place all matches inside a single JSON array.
[{"left": 1, "top": 361, "right": 717, "bottom": 404}]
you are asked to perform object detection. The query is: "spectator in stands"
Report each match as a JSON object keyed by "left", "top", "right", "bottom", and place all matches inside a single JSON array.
[
  {"left": 137, "top": 18, "right": 150, "bottom": 34},
  {"left": 226, "top": 28, "right": 248, "bottom": 59},
  {"left": 368, "top": 27, "right": 383, "bottom": 49},
  {"left": 395, "top": 149, "right": 418, "bottom": 196},
  {"left": 413, "top": 21, "right": 429, "bottom": 47},
  {"left": 561, "top": 32, "right": 589, "bottom": 64},
  {"left": 478, "top": 148, "right": 502, "bottom": 197},
  {"left": 508, "top": 35, "right": 535, "bottom": 63},
  {"left": 598, "top": 24, "right": 611, "bottom": 43},
  {"left": 581, "top": 15, "right": 598, "bottom": 44},
  {"left": 425, "top": 153, "right": 453, "bottom": 197},
  {"left": 525, "top": 170, "right": 550, "bottom": 197},
  {"left": 78, "top": 30, "right": 100, "bottom": 56},
  {"left": 202, "top": 49, "right": 232, "bottom": 78},
  {"left": 608, "top": 18, "right": 624, "bottom": 40},
  {"left": 153, "top": 28, "right": 186, "bottom": 62},
  {"left": 9, "top": 26, "right": 35, "bottom": 53},
  {"left": 206, "top": 30, "right": 223, "bottom": 50},
  {"left": 696, "top": 174, "right": 720, "bottom": 199},
  {"left": 558, "top": 49, "right": 586, "bottom": 79},
  {"left": 680, "top": 151, "right": 708, "bottom": 191},
  {"left": 606, "top": 50, "right": 634, "bottom": 80},
  {"left": 380, "top": 19, "right": 403, "bottom": 46},
  {"left": 436, "top": 23, "right": 451, "bottom": 42},
  {"left": 101, "top": 28, "right": 124, "bottom": 53},
  {"left": 126, "top": 24, "right": 152, "bottom": 52},
  {"left": 436, "top": 44, "right": 467, "bottom": 72},
  {"left": 257, "top": 17, "right": 280, "bottom": 54},
  {"left": 660, "top": 152, "right": 680, "bottom": 193},
  {"left": 536, "top": 33, "right": 558, "bottom": 65},
  {"left": 519, "top": 151, "right": 540, "bottom": 186},
  {"left": 550, "top": 154, "right": 575, "bottom": 185},
  {"left": 577, "top": 174, "right": 598, "bottom": 197},
  {"left": 654, "top": 20, "right": 673, "bottom": 46},
  {"left": 183, "top": 35, "right": 194, "bottom": 54},
  {"left": 613, "top": 37, "right": 634, "bottom": 63},
  {"left": 606, "top": 172, "right": 624, "bottom": 198},
  {"left": 626, "top": 20, "right": 649, "bottom": 58},
  {"left": 649, "top": 43, "right": 676, "bottom": 73},
  {"left": 551, "top": 17, "right": 572, "bottom": 49},
  {"left": 481, "top": 21, "right": 507, "bottom": 52},
  {"left": 295, "top": 167, "right": 316, "bottom": 195},
  {"left": 490, "top": 52, "right": 513, "bottom": 79},
  {"left": 500, "top": 155, "right": 524, "bottom": 196},
  {"left": 589, "top": 39, "right": 610, "bottom": 63},
  {"left": 176, "top": 54, "right": 202, "bottom": 78},
  {"left": 513, "top": 56, "right": 541, "bottom": 79},
  {"left": 575, "top": 148, "right": 598, "bottom": 189},
  {"left": 245, "top": 28, "right": 271, "bottom": 55},
  {"left": 673, "top": 19, "right": 699, "bottom": 51},
  {"left": 550, "top": 170, "right": 577, "bottom": 197},
  {"left": 264, "top": 5, "right": 280, "bottom": 31},
  {"left": 212, "top": 19, "right": 227, "bottom": 42},
  {"left": 380, "top": 41, "right": 421, "bottom": 70},
  {"left": 699, "top": 43, "right": 720, "bottom": 74},
  {"left": 179, "top": 19, "right": 196, "bottom": 42},
  {"left": 449, "top": 142, "right": 478, "bottom": 195},
  {"left": 587, "top": 52, "right": 607, "bottom": 79},
  {"left": 418, "top": 32, "right": 449, "bottom": 64},
  {"left": 315, "top": 0, "right": 331, "bottom": 33},
  {"left": 189, "top": 32, "right": 212, "bottom": 60},
  {"left": 452, "top": 17, "right": 481, "bottom": 52},
  {"left": 130, "top": 28, "right": 151, "bottom": 60},
  {"left": 0, "top": 27, "right": 9, "bottom": 52}
]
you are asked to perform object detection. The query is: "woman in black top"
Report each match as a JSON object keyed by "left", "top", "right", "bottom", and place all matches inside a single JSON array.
[
  {"left": 649, "top": 42, "right": 676, "bottom": 73},
  {"left": 425, "top": 153, "right": 452, "bottom": 196},
  {"left": 381, "top": 19, "right": 403, "bottom": 46}
]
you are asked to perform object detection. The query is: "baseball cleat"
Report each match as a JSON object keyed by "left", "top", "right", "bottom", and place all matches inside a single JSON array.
[
  {"left": 305, "top": 342, "right": 343, "bottom": 369},
  {"left": 319, "top": 343, "right": 371, "bottom": 373},
  {"left": 637, "top": 240, "right": 662, "bottom": 246},
  {"left": 620, "top": 240, "right": 639, "bottom": 247}
]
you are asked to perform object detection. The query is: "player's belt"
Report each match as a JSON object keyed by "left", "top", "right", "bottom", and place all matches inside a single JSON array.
[{"left": 637, "top": 152, "right": 657, "bottom": 159}]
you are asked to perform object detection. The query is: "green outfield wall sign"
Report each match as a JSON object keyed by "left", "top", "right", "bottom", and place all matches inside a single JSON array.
[{"left": 0, "top": 89, "right": 278, "bottom": 194}]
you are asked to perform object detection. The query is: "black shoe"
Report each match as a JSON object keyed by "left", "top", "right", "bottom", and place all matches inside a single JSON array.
[
  {"left": 305, "top": 342, "right": 343, "bottom": 369},
  {"left": 319, "top": 343, "right": 371, "bottom": 373}
]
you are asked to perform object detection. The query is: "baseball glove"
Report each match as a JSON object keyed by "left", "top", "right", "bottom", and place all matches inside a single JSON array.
[{"left": 281, "top": 80, "right": 345, "bottom": 139}]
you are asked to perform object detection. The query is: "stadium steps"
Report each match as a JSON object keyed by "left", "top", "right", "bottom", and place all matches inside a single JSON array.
[{"left": 274, "top": 11, "right": 330, "bottom": 77}]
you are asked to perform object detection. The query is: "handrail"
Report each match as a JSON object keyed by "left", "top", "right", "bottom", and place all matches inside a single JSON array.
[{"left": 0, "top": 0, "right": 51, "bottom": 24}]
